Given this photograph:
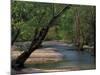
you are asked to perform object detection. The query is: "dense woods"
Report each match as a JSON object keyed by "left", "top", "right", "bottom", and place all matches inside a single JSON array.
[
  {"left": 12, "top": 1, "right": 95, "bottom": 44},
  {"left": 11, "top": 1, "right": 96, "bottom": 71}
]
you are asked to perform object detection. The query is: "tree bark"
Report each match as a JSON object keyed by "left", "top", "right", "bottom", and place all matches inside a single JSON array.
[
  {"left": 11, "top": 28, "right": 20, "bottom": 45},
  {"left": 74, "top": 8, "right": 83, "bottom": 51},
  {"left": 12, "top": 5, "right": 71, "bottom": 70}
]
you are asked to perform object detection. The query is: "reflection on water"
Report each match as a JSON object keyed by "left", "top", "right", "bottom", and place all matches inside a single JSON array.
[{"left": 26, "top": 41, "right": 95, "bottom": 70}]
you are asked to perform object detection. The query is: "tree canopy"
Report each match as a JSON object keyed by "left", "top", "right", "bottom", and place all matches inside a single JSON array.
[{"left": 11, "top": 1, "right": 95, "bottom": 46}]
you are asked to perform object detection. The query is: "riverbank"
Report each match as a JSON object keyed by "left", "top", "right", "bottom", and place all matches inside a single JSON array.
[{"left": 11, "top": 41, "right": 95, "bottom": 74}]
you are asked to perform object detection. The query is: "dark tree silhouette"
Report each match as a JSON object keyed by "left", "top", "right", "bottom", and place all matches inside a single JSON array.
[
  {"left": 12, "top": 5, "right": 71, "bottom": 70},
  {"left": 11, "top": 28, "right": 20, "bottom": 45}
]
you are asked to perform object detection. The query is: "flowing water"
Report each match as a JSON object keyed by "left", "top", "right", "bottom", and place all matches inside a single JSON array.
[{"left": 25, "top": 41, "right": 95, "bottom": 71}]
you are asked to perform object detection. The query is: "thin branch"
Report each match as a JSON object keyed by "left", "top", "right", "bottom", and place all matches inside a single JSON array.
[
  {"left": 48, "top": 5, "right": 71, "bottom": 27},
  {"left": 52, "top": 3, "right": 55, "bottom": 17},
  {"left": 11, "top": 28, "right": 20, "bottom": 45}
]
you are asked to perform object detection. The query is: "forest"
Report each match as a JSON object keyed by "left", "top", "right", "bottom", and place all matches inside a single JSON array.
[{"left": 11, "top": 1, "right": 96, "bottom": 74}]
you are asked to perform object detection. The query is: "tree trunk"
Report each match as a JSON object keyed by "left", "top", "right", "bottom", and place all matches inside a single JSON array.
[
  {"left": 11, "top": 28, "right": 20, "bottom": 45},
  {"left": 75, "top": 8, "right": 83, "bottom": 51},
  {"left": 12, "top": 5, "right": 70, "bottom": 70}
]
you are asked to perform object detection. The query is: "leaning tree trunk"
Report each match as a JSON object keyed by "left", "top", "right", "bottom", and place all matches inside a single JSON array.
[{"left": 12, "top": 5, "right": 70, "bottom": 70}]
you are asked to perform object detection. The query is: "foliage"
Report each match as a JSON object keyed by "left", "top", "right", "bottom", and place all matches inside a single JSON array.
[{"left": 11, "top": 1, "right": 95, "bottom": 46}]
